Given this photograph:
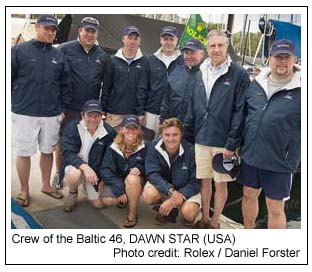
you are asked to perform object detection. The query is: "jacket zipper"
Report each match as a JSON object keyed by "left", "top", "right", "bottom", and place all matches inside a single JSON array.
[{"left": 252, "top": 84, "right": 289, "bottom": 159}]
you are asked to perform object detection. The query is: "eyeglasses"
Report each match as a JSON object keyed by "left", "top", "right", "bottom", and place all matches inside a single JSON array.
[{"left": 81, "top": 17, "right": 99, "bottom": 26}]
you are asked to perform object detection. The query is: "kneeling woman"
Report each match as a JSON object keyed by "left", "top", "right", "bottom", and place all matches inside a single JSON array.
[{"left": 100, "top": 115, "right": 147, "bottom": 228}]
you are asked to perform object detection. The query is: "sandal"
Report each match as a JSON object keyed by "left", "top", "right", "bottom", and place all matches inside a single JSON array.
[
  {"left": 192, "top": 219, "right": 211, "bottom": 229},
  {"left": 41, "top": 190, "right": 64, "bottom": 199},
  {"left": 117, "top": 201, "right": 128, "bottom": 209},
  {"left": 15, "top": 193, "right": 30, "bottom": 207},
  {"left": 183, "top": 218, "right": 195, "bottom": 228},
  {"left": 124, "top": 216, "right": 137, "bottom": 228}
]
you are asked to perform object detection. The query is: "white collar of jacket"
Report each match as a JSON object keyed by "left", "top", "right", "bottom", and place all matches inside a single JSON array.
[
  {"left": 77, "top": 119, "right": 108, "bottom": 140},
  {"left": 110, "top": 141, "right": 145, "bottom": 159},
  {"left": 206, "top": 55, "right": 232, "bottom": 71},
  {"left": 115, "top": 47, "right": 143, "bottom": 62},
  {"left": 155, "top": 138, "right": 184, "bottom": 168},
  {"left": 154, "top": 47, "right": 181, "bottom": 62},
  {"left": 200, "top": 55, "right": 232, "bottom": 90},
  {"left": 255, "top": 66, "right": 301, "bottom": 96}
]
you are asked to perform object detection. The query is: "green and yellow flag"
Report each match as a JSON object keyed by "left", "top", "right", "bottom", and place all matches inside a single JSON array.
[{"left": 179, "top": 14, "right": 208, "bottom": 49}]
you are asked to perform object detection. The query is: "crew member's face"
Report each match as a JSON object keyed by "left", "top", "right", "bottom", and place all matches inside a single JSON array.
[
  {"left": 160, "top": 35, "right": 178, "bottom": 55},
  {"left": 206, "top": 35, "right": 228, "bottom": 67},
  {"left": 183, "top": 49, "right": 203, "bottom": 67},
  {"left": 162, "top": 126, "right": 182, "bottom": 155},
  {"left": 82, "top": 112, "right": 102, "bottom": 132},
  {"left": 269, "top": 53, "right": 297, "bottom": 79},
  {"left": 122, "top": 33, "right": 141, "bottom": 52},
  {"left": 79, "top": 27, "right": 98, "bottom": 48},
  {"left": 121, "top": 125, "right": 139, "bottom": 144},
  {"left": 35, "top": 24, "right": 57, "bottom": 43}
]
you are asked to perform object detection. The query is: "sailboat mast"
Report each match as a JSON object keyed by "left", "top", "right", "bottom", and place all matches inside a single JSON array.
[{"left": 226, "top": 14, "right": 234, "bottom": 36}]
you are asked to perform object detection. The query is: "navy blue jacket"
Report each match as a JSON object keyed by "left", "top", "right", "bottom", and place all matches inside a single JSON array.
[
  {"left": 101, "top": 49, "right": 148, "bottom": 115},
  {"left": 100, "top": 142, "right": 148, "bottom": 197},
  {"left": 58, "top": 40, "right": 111, "bottom": 112},
  {"left": 11, "top": 39, "right": 71, "bottom": 116},
  {"left": 60, "top": 119, "right": 116, "bottom": 182},
  {"left": 160, "top": 64, "right": 201, "bottom": 124},
  {"left": 145, "top": 138, "right": 200, "bottom": 199},
  {"left": 145, "top": 52, "right": 184, "bottom": 115},
  {"left": 241, "top": 69, "right": 301, "bottom": 173},
  {"left": 185, "top": 61, "right": 250, "bottom": 151}
]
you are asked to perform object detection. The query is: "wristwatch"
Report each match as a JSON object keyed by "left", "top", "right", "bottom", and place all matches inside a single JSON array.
[{"left": 168, "top": 187, "right": 175, "bottom": 196}]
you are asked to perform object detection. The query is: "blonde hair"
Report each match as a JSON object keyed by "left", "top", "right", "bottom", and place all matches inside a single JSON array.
[
  {"left": 114, "top": 127, "right": 143, "bottom": 153},
  {"left": 159, "top": 118, "right": 184, "bottom": 135}
]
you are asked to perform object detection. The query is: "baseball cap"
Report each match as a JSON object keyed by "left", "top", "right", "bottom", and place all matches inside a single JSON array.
[
  {"left": 123, "top": 26, "right": 140, "bottom": 36},
  {"left": 270, "top": 39, "right": 295, "bottom": 57},
  {"left": 212, "top": 153, "right": 240, "bottom": 179},
  {"left": 82, "top": 100, "right": 102, "bottom": 114},
  {"left": 160, "top": 26, "right": 177, "bottom": 37},
  {"left": 37, "top": 14, "right": 58, "bottom": 30},
  {"left": 181, "top": 38, "right": 203, "bottom": 51},
  {"left": 80, "top": 17, "right": 100, "bottom": 31},
  {"left": 121, "top": 115, "right": 140, "bottom": 128}
]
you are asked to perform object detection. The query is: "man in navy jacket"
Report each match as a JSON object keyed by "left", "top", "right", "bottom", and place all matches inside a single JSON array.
[
  {"left": 61, "top": 100, "right": 116, "bottom": 212},
  {"left": 12, "top": 15, "right": 71, "bottom": 206},
  {"left": 144, "top": 26, "right": 184, "bottom": 136},
  {"left": 101, "top": 26, "right": 148, "bottom": 129},
  {"left": 53, "top": 16, "right": 111, "bottom": 188},
  {"left": 185, "top": 30, "right": 250, "bottom": 229},
  {"left": 143, "top": 118, "right": 201, "bottom": 226},
  {"left": 238, "top": 40, "right": 301, "bottom": 229},
  {"left": 160, "top": 38, "right": 204, "bottom": 128}
]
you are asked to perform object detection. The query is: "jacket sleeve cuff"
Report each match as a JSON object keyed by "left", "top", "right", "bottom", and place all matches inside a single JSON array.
[
  {"left": 72, "top": 160, "right": 86, "bottom": 170},
  {"left": 111, "top": 183, "right": 126, "bottom": 197},
  {"left": 225, "top": 141, "right": 236, "bottom": 152}
]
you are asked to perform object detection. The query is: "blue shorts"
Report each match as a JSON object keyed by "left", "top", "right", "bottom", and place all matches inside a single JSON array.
[{"left": 237, "top": 160, "right": 292, "bottom": 201}]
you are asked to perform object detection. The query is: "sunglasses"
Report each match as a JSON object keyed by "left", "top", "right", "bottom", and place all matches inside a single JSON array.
[{"left": 81, "top": 17, "right": 99, "bottom": 26}]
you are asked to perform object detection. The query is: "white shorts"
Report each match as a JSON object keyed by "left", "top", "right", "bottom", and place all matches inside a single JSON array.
[
  {"left": 12, "top": 113, "right": 62, "bottom": 156},
  {"left": 64, "top": 165, "right": 99, "bottom": 200},
  {"left": 105, "top": 113, "right": 124, "bottom": 128},
  {"left": 145, "top": 111, "right": 160, "bottom": 137},
  {"left": 195, "top": 144, "right": 234, "bottom": 182},
  {"left": 186, "top": 193, "right": 202, "bottom": 207}
]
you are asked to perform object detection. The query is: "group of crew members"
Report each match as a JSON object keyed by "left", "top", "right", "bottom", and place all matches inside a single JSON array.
[{"left": 11, "top": 15, "right": 301, "bottom": 229}]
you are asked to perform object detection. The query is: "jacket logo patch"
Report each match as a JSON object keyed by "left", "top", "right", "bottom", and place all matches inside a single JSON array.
[
  {"left": 97, "top": 142, "right": 104, "bottom": 145},
  {"left": 95, "top": 59, "right": 102, "bottom": 64},
  {"left": 136, "top": 156, "right": 142, "bottom": 160},
  {"left": 51, "top": 58, "right": 58, "bottom": 64},
  {"left": 136, "top": 64, "right": 142, "bottom": 69},
  {"left": 181, "top": 163, "right": 188, "bottom": 170},
  {"left": 284, "top": 93, "right": 293, "bottom": 100},
  {"left": 223, "top": 78, "right": 231, "bottom": 85},
  {"left": 30, "top": 59, "right": 37, "bottom": 62}
]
